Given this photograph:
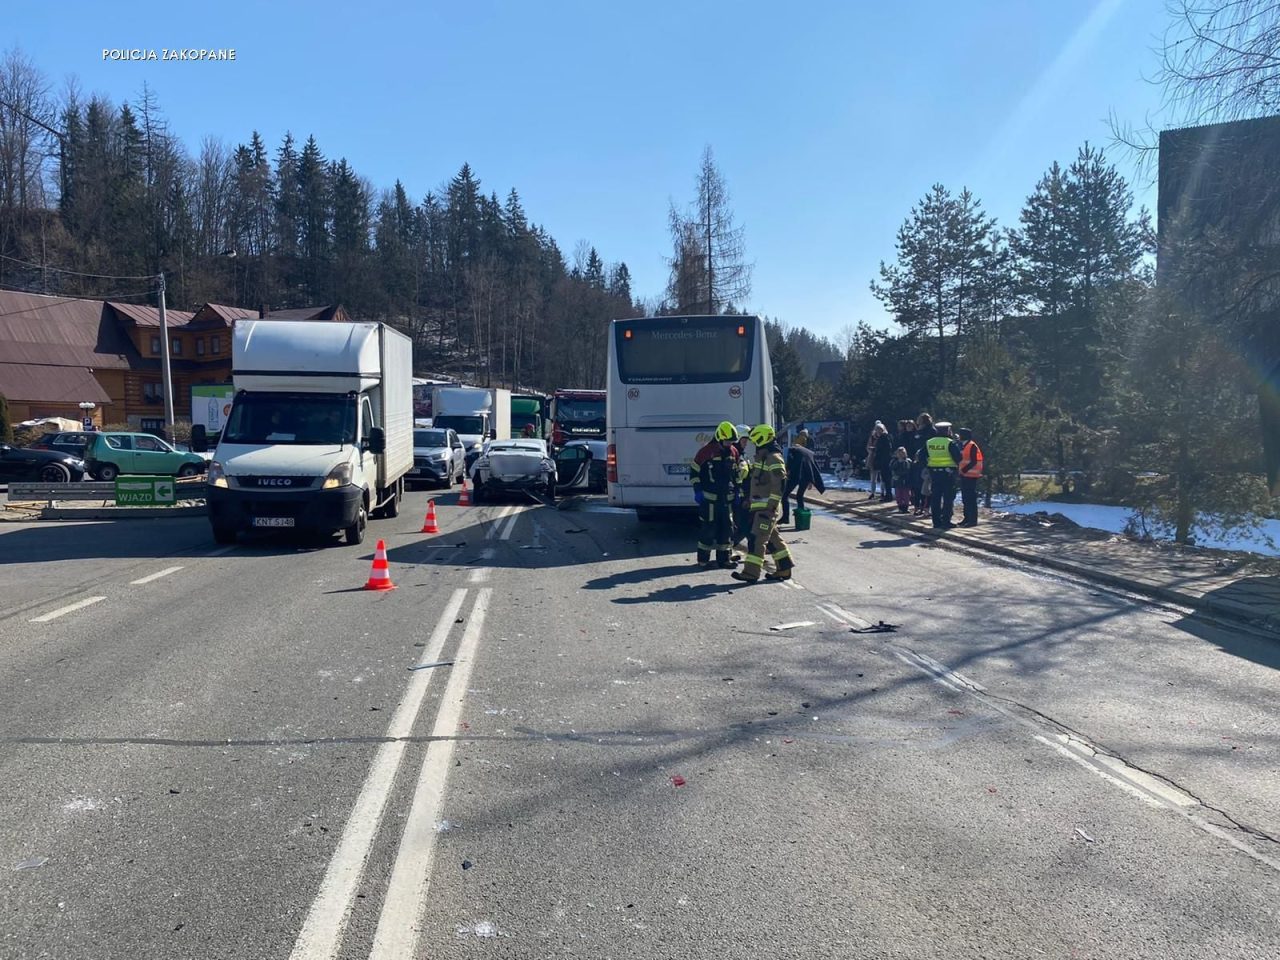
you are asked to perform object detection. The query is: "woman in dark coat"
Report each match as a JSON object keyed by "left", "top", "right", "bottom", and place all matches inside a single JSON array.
[
  {"left": 910, "top": 413, "right": 936, "bottom": 515},
  {"left": 873, "top": 428, "right": 893, "bottom": 501}
]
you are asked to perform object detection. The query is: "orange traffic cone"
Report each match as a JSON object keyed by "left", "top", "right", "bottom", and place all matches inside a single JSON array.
[
  {"left": 364, "top": 539, "right": 396, "bottom": 591},
  {"left": 421, "top": 499, "right": 440, "bottom": 534},
  {"left": 458, "top": 477, "right": 471, "bottom": 507}
]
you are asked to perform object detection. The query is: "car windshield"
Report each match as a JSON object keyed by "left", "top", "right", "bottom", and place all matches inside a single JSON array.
[
  {"left": 414, "top": 430, "right": 448, "bottom": 447},
  {"left": 222, "top": 393, "right": 356, "bottom": 445}
]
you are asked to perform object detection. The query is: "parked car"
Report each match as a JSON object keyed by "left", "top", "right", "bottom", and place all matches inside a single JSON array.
[
  {"left": 27, "top": 431, "right": 94, "bottom": 458},
  {"left": 0, "top": 443, "right": 88, "bottom": 483},
  {"left": 555, "top": 439, "right": 607, "bottom": 493},
  {"left": 469, "top": 437, "right": 556, "bottom": 504},
  {"left": 411, "top": 427, "right": 465, "bottom": 488},
  {"left": 83, "top": 432, "right": 206, "bottom": 482}
]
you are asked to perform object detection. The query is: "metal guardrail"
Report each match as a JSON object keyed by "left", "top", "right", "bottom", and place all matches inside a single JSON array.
[{"left": 7, "top": 481, "right": 116, "bottom": 502}]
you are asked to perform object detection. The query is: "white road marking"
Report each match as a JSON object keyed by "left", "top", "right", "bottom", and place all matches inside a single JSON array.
[
  {"left": 815, "top": 601, "right": 871, "bottom": 629},
  {"left": 769, "top": 621, "right": 817, "bottom": 632},
  {"left": 484, "top": 506, "right": 515, "bottom": 539},
  {"left": 287, "top": 588, "right": 468, "bottom": 960},
  {"left": 468, "top": 567, "right": 491, "bottom": 583},
  {"left": 206, "top": 545, "right": 236, "bottom": 557},
  {"left": 480, "top": 547, "right": 496, "bottom": 561},
  {"left": 497, "top": 510, "right": 520, "bottom": 541},
  {"left": 129, "top": 566, "right": 184, "bottom": 585},
  {"left": 29, "top": 596, "right": 106, "bottom": 623},
  {"left": 370, "top": 588, "right": 492, "bottom": 960}
]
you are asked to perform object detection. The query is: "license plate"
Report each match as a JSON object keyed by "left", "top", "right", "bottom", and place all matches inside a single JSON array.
[
  {"left": 664, "top": 464, "right": 690, "bottom": 476},
  {"left": 252, "top": 517, "right": 295, "bottom": 528}
]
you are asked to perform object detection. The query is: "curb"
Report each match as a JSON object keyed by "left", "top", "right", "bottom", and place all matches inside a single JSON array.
[
  {"left": 40, "top": 504, "right": 208, "bottom": 520},
  {"left": 808, "top": 494, "right": 1280, "bottom": 634}
]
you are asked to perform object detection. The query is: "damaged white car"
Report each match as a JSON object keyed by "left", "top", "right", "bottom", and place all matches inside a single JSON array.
[{"left": 469, "top": 438, "right": 557, "bottom": 504}]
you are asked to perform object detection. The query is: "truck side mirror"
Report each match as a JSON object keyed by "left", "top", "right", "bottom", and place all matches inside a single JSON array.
[
  {"left": 191, "top": 425, "right": 208, "bottom": 453},
  {"left": 368, "top": 426, "right": 386, "bottom": 454}
]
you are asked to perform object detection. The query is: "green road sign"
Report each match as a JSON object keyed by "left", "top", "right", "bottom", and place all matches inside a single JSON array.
[{"left": 115, "top": 476, "right": 177, "bottom": 506}]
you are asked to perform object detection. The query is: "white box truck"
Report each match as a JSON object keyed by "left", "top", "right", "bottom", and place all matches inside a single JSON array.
[
  {"left": 196, "top": 319, "right": 413, "bottom": 545},
  {"left": 431, "top": 386, "right": 511, "bottom": 468}
]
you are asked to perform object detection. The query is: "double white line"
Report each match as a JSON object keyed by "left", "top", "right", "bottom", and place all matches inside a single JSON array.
[
  {"left": 484, "top": 504, "right": 521, "bottom": 542},
  {"left": 289, "top": 586, "right": 491, "bottom": 960}
]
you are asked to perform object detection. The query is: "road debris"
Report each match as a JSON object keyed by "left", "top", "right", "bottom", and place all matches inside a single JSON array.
[
  {"left": 408, "top": 660, "right": 455, "bottom": 672},
  {"left": 850, "top": 621, "right": 899, "bottom": 634},
  {"left": 14, "top": 857, "right": 48, "bottom": 870},
  {"left": 1075, "top": 828, "right": 1095, "bottom": 843},
  {"left": 670, "top": 775, "right": 686, "bottom": 787},
  {"left": 769, "top": 620, "right": 817, "bottom": 631}
]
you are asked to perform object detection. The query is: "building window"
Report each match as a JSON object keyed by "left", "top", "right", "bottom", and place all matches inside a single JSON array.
[
  {"left": 150, "top": 335, "right": 161, "bottom": 354},
  {"left": 196, "top": 337, "right": 206, "bottom": 356},
  {"left": 140, "top": 418, "right": 164, "bottom": 432},
  {"left": 143, "top": 382, "right": 163, "bottom": 404},
  {"left": 171, "top": 337, "right": 182, "bottom": 356},
  {"left": 211, "top": 335, "right": 222, "bottom": 354}
]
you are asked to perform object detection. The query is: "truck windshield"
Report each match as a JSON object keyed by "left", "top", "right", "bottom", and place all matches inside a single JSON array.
[
  {"left": 434, "top": 415, "right": 485, "bottom": 435},
  {"left": 222, "top": 393, "right": 356, "bottom": 445},
  {"left": 555, "top": 399, "right": 605, "bottom": 423}
]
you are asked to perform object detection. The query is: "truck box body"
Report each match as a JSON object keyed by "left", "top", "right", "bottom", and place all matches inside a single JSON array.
[
  {"left": 205, "top": 320, "right": 413, "bottom": 544},
  {"left": 432, "top": 385, "right": 512, "bottom": 465}
]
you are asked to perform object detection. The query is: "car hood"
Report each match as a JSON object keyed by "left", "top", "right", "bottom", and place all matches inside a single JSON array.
[
  {"left": 214, "top": 443, "right": 353, "bottom": 476},
  {"left": 414, "top": 445, "right": 451, "bottom": 458},
  {"left": 17, "top": 447, "right": 81, "bottom": 464}
]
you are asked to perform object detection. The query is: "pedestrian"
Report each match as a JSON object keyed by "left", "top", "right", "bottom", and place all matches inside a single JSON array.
[
  {"left": 731, "top": 424, "right": 794, "bottom": 583},
  {"left": 911, "top": 413, "right": 936, "bottom": 516},
  {"left": 889, "top": 446, "right": 912, "bottom": 513},
  {"left": 690, "top": 421, "right": 742, "bottom": 568},
  {"left": 782, "top": 437, "right": 825, "bottom": 524},
  {"left": 956, "top": 427, "right": 984, "bottom": 527},
  {"left": 874, "top": 424, "right": 893, "bottom": 502},
  {"left": 924, "top": 421, "right": 962, "bottom": 529},
  {"left": 837, "top": 451, "right": 853, "bottom": 483},
  {"left": 866, "top": 422, "right": 887, "bottom": 500}
]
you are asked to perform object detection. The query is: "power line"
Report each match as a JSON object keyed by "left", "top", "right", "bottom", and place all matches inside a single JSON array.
[
  {"left": 0, "top": 252, "right": 158, "bottom": 282},
  {"left": 0, "top": 284, "right": 157, "bottom": 311}
]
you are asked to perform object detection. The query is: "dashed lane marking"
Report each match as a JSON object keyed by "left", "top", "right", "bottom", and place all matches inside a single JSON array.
[
  {"left": 29, "top": 597, "right": 106, "bottom": 623},
  {"left": 468, "top": 568, "right": 491, "bottom": 583},
  {"left": 129, "top": 566, "right": 184, "bottom": 585},
  {"left": 287, "top": 588, "right": 469, "bottom": 960}
]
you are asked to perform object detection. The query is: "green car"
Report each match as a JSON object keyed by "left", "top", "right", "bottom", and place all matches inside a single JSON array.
[{"left": 84, "top": 432, "right": 207, "bottom": 482}]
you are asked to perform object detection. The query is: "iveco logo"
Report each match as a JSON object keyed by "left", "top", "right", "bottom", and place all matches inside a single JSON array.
[{"left": 258, "top": 478, "right": 294, "bottom": 486}]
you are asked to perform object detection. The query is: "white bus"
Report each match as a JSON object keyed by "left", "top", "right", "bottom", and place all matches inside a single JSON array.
[{"left": 606, "top": 314, "right": 774, "bottom": 518}]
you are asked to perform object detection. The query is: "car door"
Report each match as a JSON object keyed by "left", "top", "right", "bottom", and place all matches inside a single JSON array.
[
  {"left": 554, "top": 445, "right": 590, "bottom": 490},
  {"left": 100, "top": 434, "right": 134, "bottom": 473},
  {"left": 449, "top": 430, "right": 464, "bottom": 478},
  {"left": 133, "top": 434, "right": 178, "bottom": 475},
  {"left": 0, "top": 445, "right": 22, "bottom": 482}
]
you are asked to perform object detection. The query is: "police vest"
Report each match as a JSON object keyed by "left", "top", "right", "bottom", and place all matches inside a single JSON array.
[
  {"left": 926, "top": 436, "right": 954, "bottom": 468},
  {"left": 959, "top": 441, "right": 984, "bottom": 478}
]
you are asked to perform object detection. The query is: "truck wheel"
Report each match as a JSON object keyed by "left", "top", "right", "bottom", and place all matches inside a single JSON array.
[
  {"left": 212, "top": 522, "right": 237, "bottom": 545},
  {"left": 384, "top": 481, "right": 401, "bottom": 519},
  {"left": 345, "top": 501, "right": 367, "bottom": 545}
]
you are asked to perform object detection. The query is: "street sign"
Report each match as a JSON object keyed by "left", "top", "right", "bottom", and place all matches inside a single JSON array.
[
  {"left": 82, "top": 417, "right": 93, "bottom": 429},
  {"left": 115, "top": 476, "right": 177, "bottom": 506}
]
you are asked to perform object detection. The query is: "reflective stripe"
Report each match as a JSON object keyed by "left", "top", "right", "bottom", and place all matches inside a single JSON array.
[
  {"left": 745, "top": 554, "right": 763, "bottom": 565},
  {"left": 771, "top": 548, "right": 791, "bottom": 560}
]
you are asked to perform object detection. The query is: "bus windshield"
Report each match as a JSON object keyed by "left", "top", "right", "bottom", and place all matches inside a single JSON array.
[{"left": 615, "top": 318, "right": 755, "bottom": 384}]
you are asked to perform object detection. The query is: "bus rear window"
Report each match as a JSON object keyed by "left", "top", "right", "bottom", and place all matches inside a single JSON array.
[{"left": 615, "top": 319, "right": 754, "bottom": 384}]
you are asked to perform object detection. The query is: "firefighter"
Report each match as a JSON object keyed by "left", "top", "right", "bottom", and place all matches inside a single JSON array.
[
  {"left": 956, "top": 427, "right": 984, "bottom": 527},
  {"left": 731, "top": 424, "right": 794, "bottom": 583},
  {"left": 731, "top": 424, "right": 753, "bottom": 550},
  {"left": 691, "top": 420, "right": 743, "bottom": 568}
]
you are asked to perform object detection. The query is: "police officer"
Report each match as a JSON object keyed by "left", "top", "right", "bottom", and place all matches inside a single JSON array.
[
  {"left": 925, "top": 421, "right": 962, "bottom": 529},
  {"left": 731, "top": 424, "right": 794, "bottom": 583},
  {"left": 691, "top": 421, "right": 742, "bottom": 568}
]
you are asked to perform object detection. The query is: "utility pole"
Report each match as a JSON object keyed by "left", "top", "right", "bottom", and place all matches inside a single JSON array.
[{"left": 157, "top": 271, "right": 175, "bottom": 438}]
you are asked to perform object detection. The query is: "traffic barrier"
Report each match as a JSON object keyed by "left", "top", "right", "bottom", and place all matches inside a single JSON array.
[
  {"left": 421, "top": 499, "right": 439, "bottom": 534},
  {"left": 364, "top": 539, "right": 396, "bottom": 591},
  {"left": 458, "top": 477, "right": 471, "bottom": 507}
]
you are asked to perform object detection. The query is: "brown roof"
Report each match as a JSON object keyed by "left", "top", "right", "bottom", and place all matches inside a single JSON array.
[
  {"left": 106, "top": 301, "right": 197, "bottom": 328},
  {"left": 0, "top": 362, "right": 112, "bottom": 405},
  {"left": 0, "top": 291, "right": 136, "bottom": 370},
  {"left": 264, "top": 305, "right": 350, "bottom": 323}
]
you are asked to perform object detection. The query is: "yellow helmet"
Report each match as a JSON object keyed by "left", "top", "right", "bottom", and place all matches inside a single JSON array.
[
  {"left": 748, "top": 424, "right": 776, "bottom": 447},
  {"left": 715, "top": 421, "right": 737, "bottom": 441}
]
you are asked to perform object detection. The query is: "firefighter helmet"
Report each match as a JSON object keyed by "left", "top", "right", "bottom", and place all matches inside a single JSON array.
[
  {"left": 748, "top": 424, "right": 776, "bottom": 447},
  {"left": 715, "top": 421, "right": 737, "bottom": 442}
]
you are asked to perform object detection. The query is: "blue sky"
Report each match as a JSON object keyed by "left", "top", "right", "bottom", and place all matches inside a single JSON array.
[{"left": 9, "top": 0, "right": 1170, "bottom": 339}]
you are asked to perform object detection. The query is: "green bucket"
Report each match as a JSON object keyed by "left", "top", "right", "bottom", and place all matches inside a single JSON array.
[{"left": 794, "top": 508, "right": 812, "bottom": 531}]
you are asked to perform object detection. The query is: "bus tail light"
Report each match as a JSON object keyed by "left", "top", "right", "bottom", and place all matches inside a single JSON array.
[{"left": 607, "top": 444, "right": 617, "bottom": 483}]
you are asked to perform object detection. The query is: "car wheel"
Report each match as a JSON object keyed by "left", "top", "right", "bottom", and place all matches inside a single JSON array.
[
  {"left": 545, "top": 477, "right": 557, "bottom": 504},
  {"left": 472, "top": 482, "right": 484, "bottom": 504},
  {"left": 178, "top": 464, "right": 200, "bottom": 478},
  {"left": 38, "top": 462, "right": 71, "bottom": 483},
  {"left": 345, "top": 499, "right": 367, "bottom": 545},
  {"left": 97, "top": 463, "right": 119, "bottom": 482}
]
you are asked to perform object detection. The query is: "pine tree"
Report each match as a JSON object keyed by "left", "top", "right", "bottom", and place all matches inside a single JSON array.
[{"left": 296, "top": 135, "right": 330, "bottom": 302}]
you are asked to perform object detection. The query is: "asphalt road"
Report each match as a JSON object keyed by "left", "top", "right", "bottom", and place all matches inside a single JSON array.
[{"left": 0, "top": 488, "right": 1277, "bottom": 959}]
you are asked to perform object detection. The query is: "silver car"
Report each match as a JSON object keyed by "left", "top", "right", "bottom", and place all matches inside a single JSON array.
[
  {"left": 470, "top": 438, "right": 557, "bottom": 503},
  {"left": 410, "top": 427, "right": 465, "bottom": 488}
]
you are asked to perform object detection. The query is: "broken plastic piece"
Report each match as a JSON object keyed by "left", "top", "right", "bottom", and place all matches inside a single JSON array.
[
  {"left": 14, "top": 857, "right": 48, "bottom": 870},
  {"left": 1075, "top": 828, "right": 1095, "bottom": 843},
  {"left": 850, "top": 621, "right": 898, "bottom": 634},
  {"left": 670, "top": 775, "right": 686, "bottom": 787},
  {"left": 408, "top": 660, "right": 455, "bottom": 672}
]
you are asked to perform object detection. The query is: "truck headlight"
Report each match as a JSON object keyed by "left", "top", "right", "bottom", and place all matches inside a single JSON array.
[
  {"left": 322, "top": 462, "right": 353, "bottom": 490},
  {"left": 208, "top": 461, "right": 228, "bottom": 488}
]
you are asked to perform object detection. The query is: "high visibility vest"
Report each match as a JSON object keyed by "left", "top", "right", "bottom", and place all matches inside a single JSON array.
[
  {"left": 959, "top": 441, "right": 984, "bottom": 478},
  {"left": 926, "top": 435, "right": 954, "bottom": 468}
]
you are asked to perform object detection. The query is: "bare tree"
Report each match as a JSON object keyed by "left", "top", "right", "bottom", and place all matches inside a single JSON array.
[
  {"left": 664, "top": 146, "right": 751, "bottom": 314},
  {"left": 1160, "top": 1, "right": 1280, "bottom": 121}
]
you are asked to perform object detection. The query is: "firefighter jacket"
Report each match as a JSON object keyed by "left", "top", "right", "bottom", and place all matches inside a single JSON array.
[
  {"left": 691, "top": 440, "right": 741, "bottom": 502},
  {"left": 959, "top": 440, "right": 984, "bottom": 478},
  {"left": 746, "top": 443, "right": 787, "bottom": 514}
]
